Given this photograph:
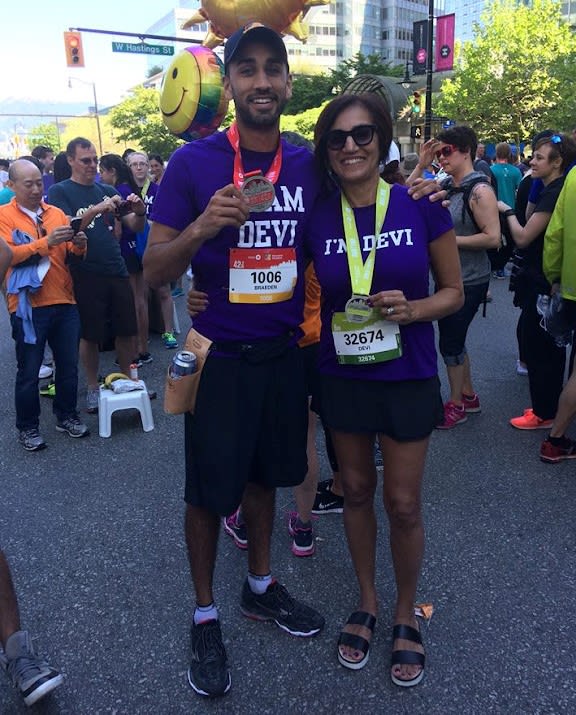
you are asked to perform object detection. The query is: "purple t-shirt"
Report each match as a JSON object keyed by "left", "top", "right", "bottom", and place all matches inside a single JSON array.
[
  {"left": 306, "top": 184, "right": 453, "bottom": 381},
  {"left": 151, "top": 131, "right": 321, "bottom": 342}
]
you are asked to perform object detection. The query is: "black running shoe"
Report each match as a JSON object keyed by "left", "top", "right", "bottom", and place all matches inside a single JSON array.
[
  {"left": 316, "top": 478, "right": 333, "bottom": 495},
  {"left": 312, "top": 489, "right": 344, "bottom": 515},
  {"left": 240, "top": 580, "right": 324, "bottom": 637},
  {"left": 187, "top": 620, "right": 231, "bottom": 698}
]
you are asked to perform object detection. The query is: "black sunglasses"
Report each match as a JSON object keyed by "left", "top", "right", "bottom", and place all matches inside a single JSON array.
[
  {"left": 326, "top": 124, "right": 376, "bottom": 151},
  {"left": 78, "top": 157, "right": 99, "bottom": 165}
]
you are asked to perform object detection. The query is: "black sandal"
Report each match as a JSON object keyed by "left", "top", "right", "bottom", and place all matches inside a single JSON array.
[
  {"left": 337, "top": 611, "right": 377, "bottom": 670},
  {"left": 390, "top": 623, "right": 425, "bottom": 687}
]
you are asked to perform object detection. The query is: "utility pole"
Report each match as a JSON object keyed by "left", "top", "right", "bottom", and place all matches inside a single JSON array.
[{"left": 424, "top": 0, "right": 434, "bottom": 141}]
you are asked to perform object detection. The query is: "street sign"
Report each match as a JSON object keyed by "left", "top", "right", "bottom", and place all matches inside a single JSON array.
[
  {"left": 443, "top": 119, "right": 456, "bottom": 128},
  {"left": 112, "top": 41, "right": 174, "bottom": 56}
]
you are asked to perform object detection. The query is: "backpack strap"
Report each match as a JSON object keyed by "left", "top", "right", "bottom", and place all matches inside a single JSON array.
[{"left": 445, "top": 176, "right": 492, "bottom": 231}]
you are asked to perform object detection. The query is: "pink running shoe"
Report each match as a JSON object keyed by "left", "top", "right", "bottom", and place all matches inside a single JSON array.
[
  {"left": 287, "top": 511, "right": 315, "bottom": 557},
  {"left": 436, "top": 401, "right": 468, "bottom": 430},
  {"left": 223, "top": 510, "right": 247, "bottom": 550}
]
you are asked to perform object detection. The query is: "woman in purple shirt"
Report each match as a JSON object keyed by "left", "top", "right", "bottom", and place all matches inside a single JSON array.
[{"left": 307, "top": 94, "right": 463, "bottom": 686}]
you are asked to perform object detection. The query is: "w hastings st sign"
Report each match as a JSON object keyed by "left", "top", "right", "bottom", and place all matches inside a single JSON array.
[{"left": 112, "top": 42, "right": 174, "bottom": 56}]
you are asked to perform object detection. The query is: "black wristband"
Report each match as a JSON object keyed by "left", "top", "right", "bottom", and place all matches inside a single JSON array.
[{"left": 504, "top": 209, "right": 515, "bottom": 218}]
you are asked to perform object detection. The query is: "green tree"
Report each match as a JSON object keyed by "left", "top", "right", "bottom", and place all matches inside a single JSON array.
[
  {"left": 281, "top": 103, "right": 327, "bottom": 142},
  {"left": 436, "top": 0, "right": 576, "bottom": 144},
  {"left": 286, "top": 54, "right": 404, "bottom": 115},
  {"left": 109, "top": 86, "right": 183, "bottom": 157},
  {"left": 27, "top": 123, "right": 61, "bottom": 152},
  {"left": 285, "top": 74, "right": 333, "bottom": 115},
  {"left": 330, "top": 52, "right": 403, "bottom": 94}
]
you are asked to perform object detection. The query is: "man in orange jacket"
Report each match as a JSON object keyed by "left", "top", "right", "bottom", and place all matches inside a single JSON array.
[{"left": 0, "top": 159, "right": 89, "bottom": 451}]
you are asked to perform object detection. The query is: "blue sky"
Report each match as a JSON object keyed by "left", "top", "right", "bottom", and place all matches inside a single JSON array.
[{"left": 3, "top": 2, "right": 182, "bottom": 107}]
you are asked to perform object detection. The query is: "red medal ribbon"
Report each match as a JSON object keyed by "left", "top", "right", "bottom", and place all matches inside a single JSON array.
[{"left": 227, "top": 122, "right": 283, "bottom": 188}]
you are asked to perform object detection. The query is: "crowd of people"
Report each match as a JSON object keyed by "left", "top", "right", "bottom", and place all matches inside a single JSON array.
[{"left": 2, "top": 22, "right": 576, "bottom": 708}]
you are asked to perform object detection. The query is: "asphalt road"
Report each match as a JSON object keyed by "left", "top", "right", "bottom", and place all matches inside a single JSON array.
[{"left": 1, "top": 277, "right": 575, "bottom": 714}]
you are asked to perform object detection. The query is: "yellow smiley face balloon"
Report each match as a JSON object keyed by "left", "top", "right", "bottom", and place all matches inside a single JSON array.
[{"left": 159, "top": 46, "right": 229, "bottom": 141}]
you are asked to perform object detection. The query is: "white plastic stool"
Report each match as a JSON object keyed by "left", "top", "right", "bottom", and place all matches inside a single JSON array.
[{"left": 98, "top": 386, "right": 154, "bottom": 438}]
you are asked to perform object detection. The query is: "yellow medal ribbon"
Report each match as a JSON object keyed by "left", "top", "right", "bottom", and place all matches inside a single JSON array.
[{"left": 341, "top": 178, "right": 391, "bottom": 297}]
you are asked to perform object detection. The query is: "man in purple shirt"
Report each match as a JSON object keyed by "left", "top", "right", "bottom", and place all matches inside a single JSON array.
[
  {"left": 31, "top": 146, "right": 55, "bottom": 199},
  {"left": 145, "top": 24, "right": 324, "bottom": 698}
]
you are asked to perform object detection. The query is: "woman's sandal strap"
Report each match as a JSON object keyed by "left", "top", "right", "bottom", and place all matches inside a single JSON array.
[
  {"left": 392, "top": 623, "right": 422, "bottom": 644},
  {"left": 391, "top": 649, "right": 425, "bottom": 668},
  {"left": 338, "top": 631, "right": 370, "bottom": 655},
  {"left": 347, "top": 611, "right": 377, "bottom": 630},
  {"left": 391, "top": 623, "right": 425, "bottom": 669}
]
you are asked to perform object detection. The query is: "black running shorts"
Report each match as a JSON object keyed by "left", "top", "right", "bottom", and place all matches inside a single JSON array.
[
  {"left": 320, "top": 374, "right": 443, "bottom": 441},
  {"left": 184, "top": 346, "right": 308, "bottom": 515},
  {"left": 72, "top": 271, "right": 137, "bottom": 342}
]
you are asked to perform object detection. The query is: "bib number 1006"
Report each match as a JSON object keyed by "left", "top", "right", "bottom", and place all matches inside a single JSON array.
[
  {"left": 343, "top": 329, "right": 385, "bottom": 346},
  {"left": 251, "top": 270, "right": 282, "bottom": 285}
]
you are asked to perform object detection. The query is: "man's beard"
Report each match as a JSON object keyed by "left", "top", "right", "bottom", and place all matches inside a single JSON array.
[{"left": 234, "top": 95, "right": 287, "bottom": 129}]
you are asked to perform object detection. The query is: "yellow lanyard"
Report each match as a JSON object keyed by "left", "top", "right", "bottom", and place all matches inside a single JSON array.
[{"left": 341, "top": 178, "right": 390, "bottom": 296}]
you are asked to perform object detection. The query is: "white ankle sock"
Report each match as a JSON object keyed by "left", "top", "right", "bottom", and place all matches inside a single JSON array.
[
  {"left": 193, "top": 602, "right": 218, "bottom": 625},
  {"left": 247, "top": 572, "right": 272, "bottom": 595}
]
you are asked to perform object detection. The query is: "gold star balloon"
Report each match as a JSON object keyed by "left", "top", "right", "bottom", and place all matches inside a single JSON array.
[{"left": 182, "top": 0, "right": 331, "bottom": 48}]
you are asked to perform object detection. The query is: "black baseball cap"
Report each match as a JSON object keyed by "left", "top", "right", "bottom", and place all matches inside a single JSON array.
[{"left": 224, "top": 23, "right": 288, "bottom": 72}]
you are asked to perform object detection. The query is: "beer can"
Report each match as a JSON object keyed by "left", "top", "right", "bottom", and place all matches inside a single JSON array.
[{"left": 169, "top": 350, "right": 197, "bottom": 380}]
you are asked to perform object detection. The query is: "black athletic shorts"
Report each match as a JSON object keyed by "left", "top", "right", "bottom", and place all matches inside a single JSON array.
[
  {"left": 320, "top": 374, "right": 443, "bottom": 442},
  {"left": 299, "top": 343, "right": 320, "bottom": 402},
  {"left": 184, "top": 345, "right": 308, "bottom": 515},
  {"left": 72, "top": 271, "right": 137, "bottom": 342}
]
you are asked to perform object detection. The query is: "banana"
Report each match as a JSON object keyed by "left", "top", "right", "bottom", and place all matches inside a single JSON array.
[{"left": 104, "top": 372, "right": 130, "bottom": 388}]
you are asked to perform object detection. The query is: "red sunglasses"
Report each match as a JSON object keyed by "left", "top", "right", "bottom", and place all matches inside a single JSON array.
[{"left": 435, "top": 144, "right": 459, "bottom": 159}]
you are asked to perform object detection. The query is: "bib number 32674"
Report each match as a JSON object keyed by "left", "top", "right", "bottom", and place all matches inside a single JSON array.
[{"left": 332, "top": 312, "right": 402, "bottom": 365}]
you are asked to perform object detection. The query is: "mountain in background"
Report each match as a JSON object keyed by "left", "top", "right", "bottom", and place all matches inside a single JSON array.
[{"left": 0, "top": 96, "right": 114, "bottom": 137}]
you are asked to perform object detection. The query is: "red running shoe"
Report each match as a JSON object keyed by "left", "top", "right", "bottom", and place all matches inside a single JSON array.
[
  {"left": 540, "top": 438, "right": 576, "bottom": 463},
  {"left": 461, "top": 393, "right": 481, "bottom": 413},
  {"left": 436, "top": 401, "right": 467, "bottom": 430}
]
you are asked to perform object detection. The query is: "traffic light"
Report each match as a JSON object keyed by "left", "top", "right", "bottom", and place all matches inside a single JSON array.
[
  {"left": 412, "top": 91, "right": 421, "bottom": 114},
  {"left": 64, "top": 31, "right": 85, "bottom": 68}
]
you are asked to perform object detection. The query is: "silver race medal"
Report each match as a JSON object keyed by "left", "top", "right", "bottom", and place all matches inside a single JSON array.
[
  {"left": 242, "top": 172, "right": 276, "bottom": 212},
  {"left": 344, "top": 294, "right": 373, "bottom": 323}
]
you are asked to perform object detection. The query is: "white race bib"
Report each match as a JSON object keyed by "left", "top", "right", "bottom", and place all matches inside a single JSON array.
[
  {"left": 229, "top": 248, "right": 297, "bottom": 304},
  {"left": 332, "top": 311, "right": 402, "bottom": 365}
]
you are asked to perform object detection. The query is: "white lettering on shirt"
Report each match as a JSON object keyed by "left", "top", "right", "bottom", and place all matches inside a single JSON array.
[
  {"left": 271, "top": 186, "right": 305, "bottom": 213},
  {"left": 324, "top": 229, "right": 414, "bottom": 255},
  {"left": 238, "top": 219, "right": 298, "bottom": 248}
]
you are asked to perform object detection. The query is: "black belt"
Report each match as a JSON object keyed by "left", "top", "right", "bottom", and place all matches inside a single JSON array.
[{"left": 212, "top": 332, "right": 295, "bottom": 364}]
